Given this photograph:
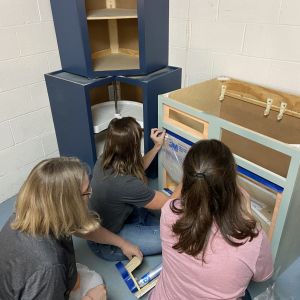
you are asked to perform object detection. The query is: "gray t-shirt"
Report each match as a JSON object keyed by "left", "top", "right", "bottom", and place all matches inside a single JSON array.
[
  {"left": 89, "top": 159, "right": 155, "bottom": 233},
  {"left": 0, "top": 215, "right": 77, "bottom": 300}
]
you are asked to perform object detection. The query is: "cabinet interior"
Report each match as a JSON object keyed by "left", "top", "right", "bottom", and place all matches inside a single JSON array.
[
  {"left": 168, "top": 79, "right": 297, "bottom": 177},
  {"left": 85, "top": 0, "right": 139, "bottom": 71},
  {"left": 86, "top": 0, "right": 137, "bottom": 11},
  {"left": 89, "top": 83, "right": 144, "bottom": 154},
  {"left": 238, "top": 174, "right": 282, "bottom": 240},
  {"left": 163, "top": 170, "right": 178, "bottom": 194},
  {"left": 89, "top": 82, "right": 143, "bottom": 106}
]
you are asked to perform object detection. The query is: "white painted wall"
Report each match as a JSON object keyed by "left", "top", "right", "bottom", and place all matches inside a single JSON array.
[
  {"left": 0, "top": 0, "right": 60, "bottom": 203},
  {"left": 1, "top": 0, "right": 300, "bottom": 203},
  {"left": 169, "top": 0, "right": 300, "bottom": 95}
]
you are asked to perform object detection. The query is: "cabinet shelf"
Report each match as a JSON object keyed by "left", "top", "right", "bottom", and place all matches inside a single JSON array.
[
  {"left": 88, "top": 18, "right": 140, "bottom": 72},
  {"left": 87, "top": 8, "right": 137, "bottom": 20},
  {"left": 92, "top": 52, "right": 139, "bottom": 71},
  {"left": 91, "top": 100, "right": 143, "bottom": 134}
]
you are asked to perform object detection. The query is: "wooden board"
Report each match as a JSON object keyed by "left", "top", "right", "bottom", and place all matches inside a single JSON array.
[
  {"left": 119, "top": 82, "right": 143, "bottom": 103},
  {"left": 118, "top": 19, "right": 139, "bottom": 51},
  {"left": 86, "top": 8, "right": 137, "bottom": 20},
  {"left": 168, "top": 78, "right": 300, "bottom": 177},
  {"left": 226, "top": 79, "right": 300, "bottom": 118},
  {"left": 85, "top": 0, "right": 137, "bottom": 11},
  {"left": 88, "top": 20, "right": 110, "bottom": 53},
  {"left": 163, "top": 105, "right": 208, "bottom": 140},
  {"left": 168, "top": 79, "right": 222, "bottom": 116},
  {"left": 221, "top": 129, "right": 291, "bottom": 178},
  {"left": 92, "top": 53, "right": 139, "bottom": 70}
]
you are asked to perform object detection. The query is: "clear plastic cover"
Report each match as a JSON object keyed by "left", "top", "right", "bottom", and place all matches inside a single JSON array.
[{"left": 161, "top": 133, "right": 191, "bottom": 184}]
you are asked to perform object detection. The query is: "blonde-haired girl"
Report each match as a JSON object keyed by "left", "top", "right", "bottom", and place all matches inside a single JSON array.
[{"left": 0, "top": 157, "right": 142, "bottom": 300}]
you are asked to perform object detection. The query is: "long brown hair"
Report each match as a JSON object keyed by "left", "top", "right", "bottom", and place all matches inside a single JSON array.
[
  {"left": 171, "top": 139, "right": 258, "bottom": 260},
  {"left": 102, "top": 117, "right": 145, "bottom": 181},
  {"left": 11, "top": 157, "right": 99, "bottom": 239}
]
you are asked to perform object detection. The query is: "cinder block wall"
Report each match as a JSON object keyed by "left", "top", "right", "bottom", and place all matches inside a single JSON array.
[
  {"left": 1, "top": 0, "right": 300, "bottom": 203},
  {"left": 169, "top": 0, "right": 300, "bottom": 94},
  {"left": 0, "top": 0, "right": 60, "bottom": 203}
]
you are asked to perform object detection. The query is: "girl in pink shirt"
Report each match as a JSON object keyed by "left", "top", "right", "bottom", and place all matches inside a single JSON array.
[{"left": 150, "top": 139, "right": 273, "bottom": 300}]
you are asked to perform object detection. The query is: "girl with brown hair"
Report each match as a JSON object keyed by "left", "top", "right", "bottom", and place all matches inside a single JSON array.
[
  {"left": 0, "top": 157, "right": 141, "bottom": 300},
  {"left": 88, "top": 117, "right": 179, "bottom": 261},
  {"left": 150, "top": 139, "right": 273, "bottom": 300}
]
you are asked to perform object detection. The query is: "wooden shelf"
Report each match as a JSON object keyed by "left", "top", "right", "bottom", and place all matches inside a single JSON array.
[
  {"left": 93, "top": 53, "right": 139, "bottom": 71},
  {"left": 87, "top": 8, "right": 137, "bottom": 20}
]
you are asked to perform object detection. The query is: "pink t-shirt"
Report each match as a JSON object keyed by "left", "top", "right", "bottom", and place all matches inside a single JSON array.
[{"left": 149, "top": 199, "right": 273, "bottom": 300}]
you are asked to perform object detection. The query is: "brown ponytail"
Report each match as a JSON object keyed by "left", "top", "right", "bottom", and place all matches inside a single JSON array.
[{"left": 171, "top": 139, "right": 258, "bottom": 260}]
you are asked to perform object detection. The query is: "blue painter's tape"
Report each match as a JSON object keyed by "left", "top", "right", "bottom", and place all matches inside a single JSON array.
[
  {"left": 163, "top": 188, "right": 173, "bottom": 195},
  {"left": 165, "top": 129, "right": 193, "bottom": 146},
  {"left": 237, "top": 166, "right": 284, "bottom": 193},
  {"left": 115, "top": 262, "right": 138, "bottom": 293},
  {"left": 115, "top": 262, "right": 128, "bottom": 280},
  {"left": 164, "top": 129, "right": 284, "bottom": 194}
]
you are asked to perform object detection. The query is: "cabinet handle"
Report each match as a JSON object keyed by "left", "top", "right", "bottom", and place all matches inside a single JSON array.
[{"left": 264, "top": 98, "right": 273, "bottom": 116}]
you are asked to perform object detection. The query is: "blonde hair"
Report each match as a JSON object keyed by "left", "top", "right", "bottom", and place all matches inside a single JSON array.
[
  {"left": 102, "top": 117, "right": 146, "bottom": 181},
  {"left": 11, "top": 157, "right": 99, "bottom": 239}
]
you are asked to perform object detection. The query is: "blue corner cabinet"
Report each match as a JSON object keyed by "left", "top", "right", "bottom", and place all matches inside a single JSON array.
[
  {"left": 50, "top": 0, "right": 169, "bottom": 78},
  {"left": 45, "top": 66, "right": 181, "bottom": 176}
]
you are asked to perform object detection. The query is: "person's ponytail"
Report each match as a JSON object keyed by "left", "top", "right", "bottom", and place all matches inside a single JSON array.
[
  {"left": 171, "top": 174, "right": 213, "bottom": 260},
  {"left": 170, "top": 140, "right": 258, "bottom": 261}
]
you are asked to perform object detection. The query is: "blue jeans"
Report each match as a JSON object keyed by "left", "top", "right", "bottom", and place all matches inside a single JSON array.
[
  {"left": 242, "top": 289, "right": 252, "bottom": 300},
  {"left": 88, "top": 208, "right": 161, "bottom": 261}
]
